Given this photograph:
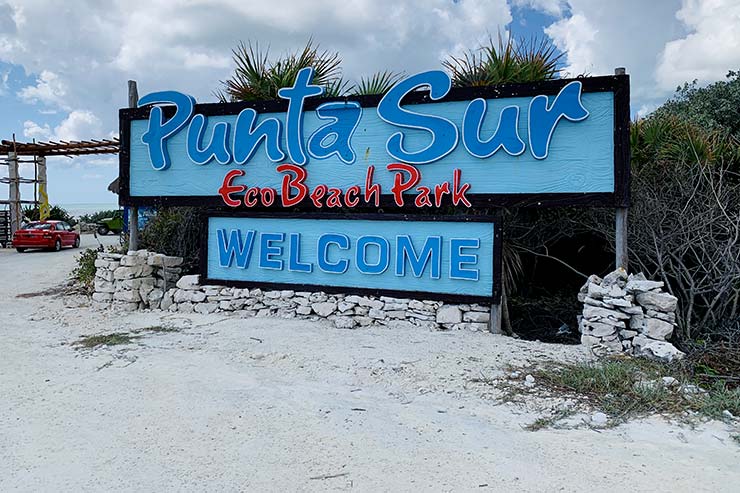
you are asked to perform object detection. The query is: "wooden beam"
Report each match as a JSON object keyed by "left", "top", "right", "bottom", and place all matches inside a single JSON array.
[
  {"left": 614, "top": 67, "right": 629, "bottom": 271},
  {"left": 128, "top": 80, "right": 140, "bottom": 251}
]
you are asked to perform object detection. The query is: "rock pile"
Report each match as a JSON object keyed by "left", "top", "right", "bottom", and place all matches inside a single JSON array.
[
  {"left": 90, "top": 251, "right": 493, "bottom": 332},
  {"left": 92, "top": 250, "right": 184, "bottom": 311},
  {"left": 578, "top": 268, "right": 684, "bottom": 361}
]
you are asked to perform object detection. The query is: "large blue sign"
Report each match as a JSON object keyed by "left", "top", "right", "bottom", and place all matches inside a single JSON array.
[
  {"left": 204, "top": 215, "right": 499, "bottom": 301},
  {"left": 120, "top": 70, "right": 629, "bottom": 209}
]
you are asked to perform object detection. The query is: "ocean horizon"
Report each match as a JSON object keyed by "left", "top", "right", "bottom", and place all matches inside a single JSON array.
[{"left": 58, "top": 203, "right": 120, "bottom": 218}]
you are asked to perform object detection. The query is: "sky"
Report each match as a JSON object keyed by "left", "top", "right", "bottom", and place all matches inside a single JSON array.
[{"left": 0, "top": 0, "right": 738, "bottom": 207}]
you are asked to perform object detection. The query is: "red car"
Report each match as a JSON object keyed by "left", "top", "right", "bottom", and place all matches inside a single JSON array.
[{"left": 12, "top": 220, "right": 80, "bottom": 252}]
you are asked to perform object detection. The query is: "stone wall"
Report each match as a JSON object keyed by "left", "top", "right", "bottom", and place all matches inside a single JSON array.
[
  {"left": 578, "top": 268, "right": 684, "bottom": 361},
  {"left": 92, "top": 250, "right": 493, "bottom": 332},
  {"left": 92, "top": 250, "right": 184, "bottom": 310}
]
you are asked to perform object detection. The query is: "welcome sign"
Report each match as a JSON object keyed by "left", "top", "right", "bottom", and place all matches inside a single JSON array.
[
  {"left": 203, "top": 214, "right": 500, "bottom": 302},
  {"left": 120, "top": 68, "right": 629, "bottom": 303},
  {"left": 120, "top": 69, "right": 629, "bottom": 209}
]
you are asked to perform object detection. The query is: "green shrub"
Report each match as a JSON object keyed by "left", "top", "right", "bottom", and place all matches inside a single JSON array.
[
  {"left": 23, "top": 204, "right": 77, "bottom": 226},
  {"left": 139, "top": 207, "right": 200, "bottom": 273},
  {"left": 79, "top": 209, "right": 120, "bottom": 224},
  {"left": 73, "top": 248, "right": 98, "bottom": 293}
]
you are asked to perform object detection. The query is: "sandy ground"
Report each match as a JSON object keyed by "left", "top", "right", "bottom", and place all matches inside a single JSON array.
[{"left": 1, "top": 235, "right": 738, "bottom": 492}]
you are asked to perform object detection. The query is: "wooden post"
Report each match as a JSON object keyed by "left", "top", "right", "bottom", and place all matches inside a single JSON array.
[
  {"left": 127, "top": 80, "right": 139, "bottom": 251},
  {"left": 8, "top": 151, "right": 21, "bottom": 234},
  {"left": 490, "top": 302, "right": 502, "bottom": 334},
  {"left": 614, "top": 67, "right": 628, "bottom": 270}
]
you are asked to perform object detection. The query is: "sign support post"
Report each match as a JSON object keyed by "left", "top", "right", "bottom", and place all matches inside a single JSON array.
[
  {"left": 127, "top": 80, "right": 139, "bottom": 251},
  {"left": 614, "top": 67, "right": 628, "bottom": 271},
  {"left": 7, "top": 151, "right": 20, "bottom": 234}
]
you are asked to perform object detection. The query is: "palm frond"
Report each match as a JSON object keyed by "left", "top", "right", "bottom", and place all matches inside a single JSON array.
[
  {"left": 444, "top": 31, "right": 563, "bottom": 87},
  {"left": 220, "top": 39, "right": 344, "bottom": 102},
  {"left": 352, "top": 71, "right": 404, "bottom": 96}
]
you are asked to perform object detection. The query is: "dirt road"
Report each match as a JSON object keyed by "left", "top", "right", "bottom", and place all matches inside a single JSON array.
[{"left": 1, "top": 238, "right": 738, "bottom": 492}]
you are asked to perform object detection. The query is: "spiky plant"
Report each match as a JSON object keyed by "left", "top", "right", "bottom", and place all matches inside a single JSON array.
[
  {"left": 352, "top": 71, "right": 404, "bottom": 96},
  {"left": 443, "top": 32, "right": 563, "bottom": 87},
  {"left": 218, "top": 39, "right": 347, "bottom": 102}
]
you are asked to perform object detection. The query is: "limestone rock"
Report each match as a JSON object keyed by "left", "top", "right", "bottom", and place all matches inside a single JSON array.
[
  {"left": 582, "top": 305, "right": 630, "bottom": 321},
  {"left": 635, "top": 291, "right": 678, "bottom": 312},
  {"left": 194, "top": 302, "right": 218, "bottom": 314},
  {"left": 147, "top": 254, "right": 184, "bottom": 267},
  {"left": 92, "top": 292, "right": 113, "bottom": 302},
  {"left": 625, "top": 279, "right": 664, "bottom": 293},
  {"left": 174, "top": 290, "right": 191, "bottom": 304},
  {"left": 113, "top": 266, "right": 137, "bottom": 280},
  {"left": 633, "top": 335, "right": 685, "bottom": 362},
  {"left": 601, "top": 268, "right": 627, "bottom": 287},
  {"left": 176, "top": 275, "right": 200, "bottom": 290},
  {"left": 463, "top": 311, "right": 490, "bottom": 323},
  {"left": 296, "top": 305, "right": 312, "bottom": 315},
  {"left": 120, "top": 255, "right": 147, "bottom": 267},
  {"left": 582, "top": 321, "right": 618, "bottom": 337},
  {"left": 436, "top": 306, "right": 462, "bottom": 324},
  {"left": 587, "top": 283, "right": 610, "bottom": 299},
  {"left": 113, "top": 290, "right": 140, "bottom": 302},
  {"left": 311, "top": 301, "right": 337, "bottom": 317},
  {"left": 631, "top": 315, "right": 674, "bottom": 340},
  {"left": 602, "top": 297, "right": 632, "bottom": 308}
]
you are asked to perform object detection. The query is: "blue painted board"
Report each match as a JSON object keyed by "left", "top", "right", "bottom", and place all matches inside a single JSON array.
[
  {"left": 206, "top": 216, "right": 496, "bottom": 298},
  {"left": 130, "top": 92, "right": 614, "bottom": 198}
]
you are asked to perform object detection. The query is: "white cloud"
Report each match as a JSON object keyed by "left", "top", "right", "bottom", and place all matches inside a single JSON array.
[
  {"left": 53, "top": 110, "right": 102, "bottom": 141},
  {"left": 636, "top": 103, "right": 658, "bottom": 119},
  {"left": 543, "top": 0, "right": 686, "bottom": 108},
  {"left": 23, "top": 120, "right": 51, "bottom": 139},
  {"left": 0, "top": 0, "right": 514, "bottom": 140},
  {"left": 17, "top": 70, "right": 69, "bottom": 109},
  {"left": 656, "top": 0, "right": 740, "bottom": 91},
  {"left": 23, "top": 109, "right": 102, "bottom": 142},
  {"left": 545, "top": 13, "right": 596, "bottom": 76}
]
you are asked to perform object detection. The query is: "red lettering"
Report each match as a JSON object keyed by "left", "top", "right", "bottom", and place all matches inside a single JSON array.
[
  {"left": 364, "top": 166, "right": 381, "bottom": 207},
  {"left": 218, "top": 169, "right": 246, "bottom": 207},
  {"left": 244, "top": 187, "right": 259, "bottom": 207},
  {"left": 326, "top": 187, "right": 342, "bottom": 208},
  {"left": 387, "top": 163, "right": 420, "bottom": 207},
  {"left": 278, "top": 164, "right": 308, "bottom": 207},
  {"left": 452, "top": 169, "right": 472, "bottom": 207},
  {"left": 260, "top": 187, "right": 276, "bottom": 206},
  {"left": 415, "top": 186, "right": 432, "bottom": 207},
  {"left": 311, "top": 184, "right": 327, "bottom": 208},
  {"left": 434, "top": 182, "right": 450, "bottom": 207},
  {"left": 345, "top": 185, "right": 360, "bottom": 207}
]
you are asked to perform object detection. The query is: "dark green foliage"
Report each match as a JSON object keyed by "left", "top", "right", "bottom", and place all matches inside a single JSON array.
[
  {"left": 22, "top": 204, "right": 77, "bottom": 226},
  {"left": 139, "top": 207, "right": 200, "bottom": 274},
  {"left": 75, "top": 332, "right": 138, "bottom": 348},
  {"left": 352, "top": 71, "right": 404, "bottom": 96},
  {"left": 79, "top": 209, "right": 120, "bottom": 224},
  {"left": 217, "top": 39, "right": 345, "bottom": 102},
  {"left": 73, "top": 248, "right": 98, "bottom": 294},
  {"left": 443, "top": 33, "right": 562, "bottom": 87},
  {"left": 652, "top": 70, "right": 740, "bottom": 137}
]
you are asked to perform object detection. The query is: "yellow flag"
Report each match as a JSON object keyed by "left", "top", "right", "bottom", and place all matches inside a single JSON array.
[{"left": 39, "top": 183, "right": 50, "bottom": 221}]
